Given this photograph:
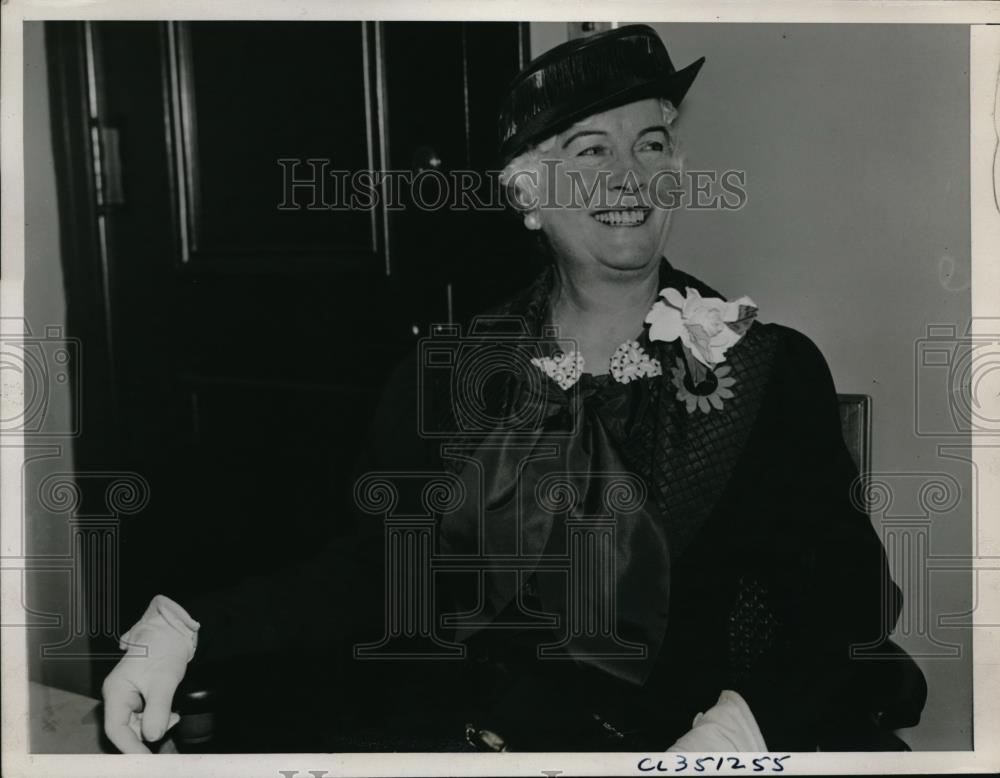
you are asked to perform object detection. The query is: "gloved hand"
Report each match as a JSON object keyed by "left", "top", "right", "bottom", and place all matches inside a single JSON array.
[
  {"left": 666, "top": 690, "right": 768, "bottom": 752},
  {"left": 102, "top": 595, "right": 200, "bottom": 754}
]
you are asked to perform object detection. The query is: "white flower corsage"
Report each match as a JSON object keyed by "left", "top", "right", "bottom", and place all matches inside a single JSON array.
[
  {"left": 646, "top": 287, "right": 757, "bottom": 415},
  {"left": 645, "top": 287, "right": 757, "bottom": 368}
]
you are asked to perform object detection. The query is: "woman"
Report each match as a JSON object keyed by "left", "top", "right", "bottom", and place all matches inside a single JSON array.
[{"left": 102, "top": 25, "right": 906, "bottom": 754}]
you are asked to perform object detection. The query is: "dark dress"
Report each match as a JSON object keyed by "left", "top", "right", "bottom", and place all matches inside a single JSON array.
[{"left": 186, "top": 258, "right": 902, "bottom": 752}]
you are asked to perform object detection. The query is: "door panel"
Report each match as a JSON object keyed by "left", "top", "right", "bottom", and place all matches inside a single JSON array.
[
  {"left": 49, "top": 21, "right": 533, "bottom": 633},
  {"left": 176, "top": 22, "right": 381, "bottom": 264}
]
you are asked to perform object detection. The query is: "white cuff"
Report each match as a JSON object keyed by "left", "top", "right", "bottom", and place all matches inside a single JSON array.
[
  {"left": 666, "top": 689, "right": 767, "bottom": 752},
  {"left": 120, "top": 594, "right": 201, "bottom": 663}
]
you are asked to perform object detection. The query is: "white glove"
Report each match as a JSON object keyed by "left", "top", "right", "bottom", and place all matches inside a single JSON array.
[
  {"left": 102, "top": 595, "right": 200, "bottom": 753},
  {"left": 666, "top": 690, "right": 768, "bottom": 752}
]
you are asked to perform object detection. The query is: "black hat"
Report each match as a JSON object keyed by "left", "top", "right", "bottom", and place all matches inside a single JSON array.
[{"left": 498, "top": 24, "right": 705, "bottom": 168}]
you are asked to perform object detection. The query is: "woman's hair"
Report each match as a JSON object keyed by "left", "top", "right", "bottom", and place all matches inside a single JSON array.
[{"left": 499, "top": 97, "right": 681, "bottom": 215}]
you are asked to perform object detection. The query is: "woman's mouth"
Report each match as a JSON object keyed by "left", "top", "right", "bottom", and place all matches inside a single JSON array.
[{"left": 591, "top": 208, "right": 650, "bottom": 227}]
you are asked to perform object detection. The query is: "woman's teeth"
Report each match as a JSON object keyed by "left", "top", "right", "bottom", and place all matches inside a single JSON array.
[{"left": 592, "top": 209, "right": 649, "bottom": 226}]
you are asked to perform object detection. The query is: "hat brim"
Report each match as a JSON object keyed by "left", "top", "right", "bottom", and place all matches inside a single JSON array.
[{"left": 498, "top": 56, "right": 705, "bottom": 169}]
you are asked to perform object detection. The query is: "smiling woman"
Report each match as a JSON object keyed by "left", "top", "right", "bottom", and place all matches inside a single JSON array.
[
  {"left": 100, "top": 24, "right": 922, "bottom": 755},
  {"left": 498, "top": 96, "right": 692, "bottom": 373},
  {"left": 505, "top": 98, "right": 684, "bottom": 263}
]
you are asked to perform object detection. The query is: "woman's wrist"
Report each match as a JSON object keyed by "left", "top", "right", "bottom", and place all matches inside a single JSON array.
[
  {"left": 666, "top": 689, "right": 767, "bottom": 752},
  {"left": 121, "top": 594, "right": 200, "bottom": 663}
]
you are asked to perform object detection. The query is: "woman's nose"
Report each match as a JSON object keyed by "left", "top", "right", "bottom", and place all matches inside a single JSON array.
[{"left": 607, "top": 156, "right": 647, "bottom": 198}]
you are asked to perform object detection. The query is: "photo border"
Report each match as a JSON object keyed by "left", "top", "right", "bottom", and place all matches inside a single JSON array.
[{"left": 2, "top": 1, "right": 999, "bottom": 775}]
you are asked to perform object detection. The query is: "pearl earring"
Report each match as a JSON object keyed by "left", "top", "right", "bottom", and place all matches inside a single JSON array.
[{"left": 524, "top": 211, "right": 541, "bottom": 230}]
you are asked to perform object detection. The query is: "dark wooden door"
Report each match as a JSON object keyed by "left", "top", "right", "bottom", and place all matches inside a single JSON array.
[{"left": 45, "top": 20, "right": 536, "bottom": 678}]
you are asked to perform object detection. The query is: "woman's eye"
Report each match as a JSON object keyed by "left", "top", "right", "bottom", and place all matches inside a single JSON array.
[
  {"left": 638, "top": 140, "right": 666, "bottom": 152},
  {"left": 577, "top": 145, "right": 607, "bottom": 157}
]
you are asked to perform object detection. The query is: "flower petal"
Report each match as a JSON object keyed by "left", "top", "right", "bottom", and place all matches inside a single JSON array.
[
  {"left": 697, "top": 396, "right": 711, "bottom": 414},
  {"left": 646, "top": 302, "right": 685, "bottom": 343},
  {"left": 717, "top": 388, "right": 735, "bottom": 399},
  {"left": 708, "top": 393, "right": 724, "bottom": 410},
  {"left": 681, "top": 287, "right": 703, "bottom": 318},
  {"left": 662, "top": 288, "right": 687, "bottom": 309},
  {"left": 708, "top": 327, "right": 741, "bottom": 364},
  {"left": 684, "top": 323, "right": 717, "bottom": 367}
]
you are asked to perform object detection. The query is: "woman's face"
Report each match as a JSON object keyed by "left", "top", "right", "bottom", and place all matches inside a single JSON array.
[{"left": 533, "top": 97, "right": 679, "bottom": 276}]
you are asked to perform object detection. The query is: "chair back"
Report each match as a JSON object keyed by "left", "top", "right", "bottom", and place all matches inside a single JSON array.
[{"left": 838, "top": 393, "right": 872, "bottom": 480}]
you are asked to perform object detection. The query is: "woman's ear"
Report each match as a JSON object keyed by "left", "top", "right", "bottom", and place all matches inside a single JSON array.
[
  {"left": 501, "top": 140, "right": 555, "bottom": 231},
  {"left": 507, "top": 173, "right": 538, "bottom": 211},
  {"left": 504, "top": 175, "right": 542, "bottom": 230}
]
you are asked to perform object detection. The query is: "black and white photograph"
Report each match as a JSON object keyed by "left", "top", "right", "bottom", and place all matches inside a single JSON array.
[{"left": 2, "top": 1, "right": 999, "bottom": 776}]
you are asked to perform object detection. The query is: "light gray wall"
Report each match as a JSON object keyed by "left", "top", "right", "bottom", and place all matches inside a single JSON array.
[
  {"left": 531, "top": 22, "right": 972, "bottom": 751},
  {"left": 24, "top": 21, "right": 92, "bottom": 697}
]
